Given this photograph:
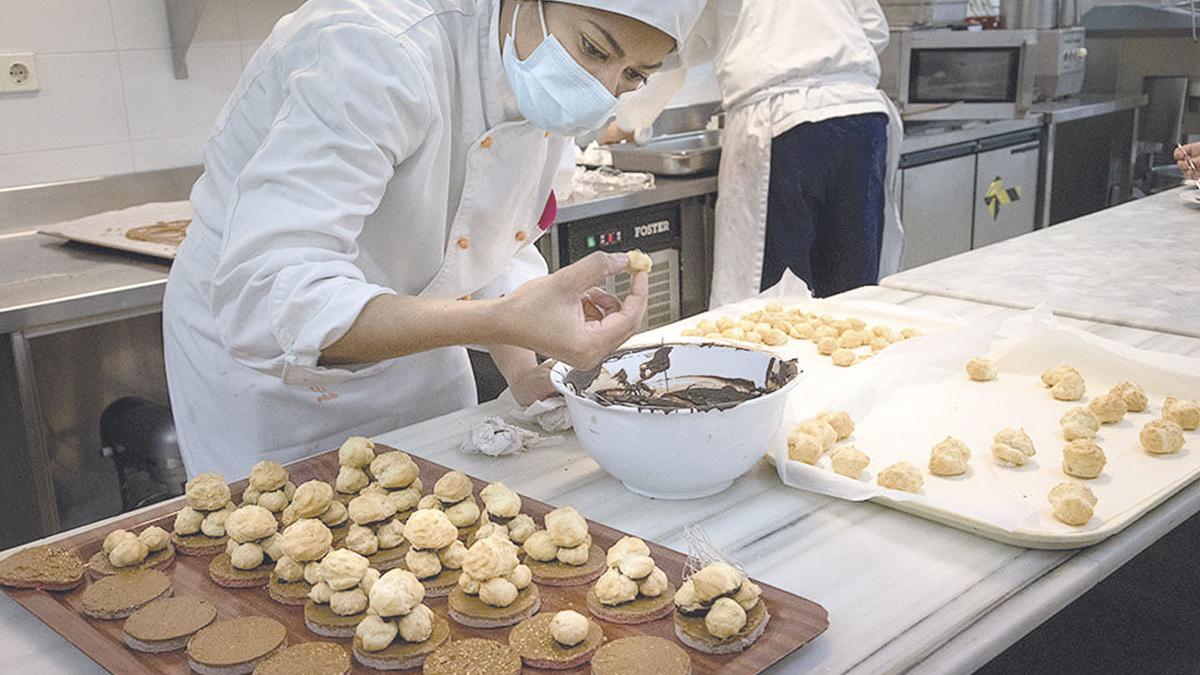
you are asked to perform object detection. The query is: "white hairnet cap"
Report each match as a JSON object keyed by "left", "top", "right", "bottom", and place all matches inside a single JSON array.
[{"left": 556, "top": 0, "right": 709, "bottom": 45}]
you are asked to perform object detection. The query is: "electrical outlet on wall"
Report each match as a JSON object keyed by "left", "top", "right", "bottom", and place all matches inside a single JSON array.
[{"left": 0, "top": 53, "right": 40, "bottom": 94}]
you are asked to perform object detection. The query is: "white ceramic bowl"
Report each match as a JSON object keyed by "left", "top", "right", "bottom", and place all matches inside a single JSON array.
[{"left": 551, "top": 343, "right": 800, "bottom": 500}]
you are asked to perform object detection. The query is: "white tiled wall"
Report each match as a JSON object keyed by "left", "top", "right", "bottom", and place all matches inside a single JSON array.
[{"left": 0, "top": 0, "right": 306, "bottom": 189}]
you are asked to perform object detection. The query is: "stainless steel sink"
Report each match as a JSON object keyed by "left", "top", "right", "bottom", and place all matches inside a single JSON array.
[{"left": 607, "top": 129, "right": 722, "bottom": 176}]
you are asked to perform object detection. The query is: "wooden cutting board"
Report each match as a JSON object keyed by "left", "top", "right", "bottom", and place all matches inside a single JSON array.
[{"left": 2, "top": 446, "right": 829, "bottom": 674}]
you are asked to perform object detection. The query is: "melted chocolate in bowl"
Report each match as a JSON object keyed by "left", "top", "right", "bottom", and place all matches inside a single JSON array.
[{"left": 563, "top": 345, "right": 800, "bottom": 413}]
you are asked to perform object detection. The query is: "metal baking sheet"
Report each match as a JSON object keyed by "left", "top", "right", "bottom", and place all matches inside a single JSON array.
[{"left": 608, "top": 130, "right": 722, "bottom": 176}]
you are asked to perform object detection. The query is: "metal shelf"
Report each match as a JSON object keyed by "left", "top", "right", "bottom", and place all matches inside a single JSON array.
[{"left": 165, "top": 0, "right": 208, "bottom": 79}]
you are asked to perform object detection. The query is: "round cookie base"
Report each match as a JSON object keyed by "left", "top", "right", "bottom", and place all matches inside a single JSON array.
[
  {"left": 326, "top": 523, "right": 350, "bottom": 545},
  {"left": 365, "top": 544, "right": 408, "bottom": 572},
  {"left": 122, "top": 596, "right": 217, "bottom": 652},
  {"left": 585, "top": 583, "right": 676, "bottom": 625},
  {"left": 0, "top": 576, "right": 83, "bottom": 592},
  {"left": 304, "top": 600, "right": 367, "bottom": 638},
  {"left": 457, "top": 523, "right": 480, "bottom": 543},
  {"left": 423, "top": 638, "right": 522, "bottom": 675},
  {"left": 82, "top": 585, "right": 172, "bottom": 620},
  {"left": 86, "top": 545, "right": 175, "bottom": 579},
  {"left": 255, "top": 642, "right": 352, "bottom": 675},
  {"left": 171, "top": 531, "right": 228, "bottom": 557},
  {"left": 509, "top": 611, "right": 605, "bottom": 671},
  {"left": 672, "top": 600, "right": 771, "bottom": 655},
  {"left": 448, "top": 585, "right": 541, "bottom": 629},
  {"left": 207, "top": 553, "right": 272, "bottom": 588},
  {"left": 591, "top": 635, "right": 692, "bottom": 675},
  {"left": 122, "top": 632, "right": 191, "bottom": 654},
  {"left": 188, "top": 642, "right": 286, "bottom": 675},
  {"left": 351, "top": 614, "right": 451, "bottom": 671},
  {"left": 524, "top": 544, "right": 607, "bottom": 587},
  {"left": 81, "top": 578, "right": 173, "bottom": 620},
  {"left": 267, "top": 575, "right": 312, "bottom": 606},
  {"left": 0, "top": 546, "right": 85, "bottom": 592},
  {"left": 522, "top": 646, "right": 601, "bottom": 671}
]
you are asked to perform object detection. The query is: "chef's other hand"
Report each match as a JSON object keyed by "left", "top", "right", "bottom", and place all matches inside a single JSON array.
[
  {"left": 599, "top": 121, "right": 636, "bottom": 146},
  {"left": 502, "top": 252, "right": 648, "bottom": 370},
  {"left": 508, "top": 359, "right": 558, "bottom": 407},
  {"left": 1177, "top": 142, "right": 1200, "bottom": 178}
]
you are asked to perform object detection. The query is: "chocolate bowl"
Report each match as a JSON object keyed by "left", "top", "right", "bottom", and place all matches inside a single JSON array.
[{"left": 551, "top": 343, "right": 801, "bottom": 500}]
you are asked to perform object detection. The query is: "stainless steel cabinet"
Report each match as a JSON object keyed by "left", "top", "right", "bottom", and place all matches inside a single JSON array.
[
  {"left": 899, "top": 146, "right": 977, "bottom": 271},
  {"left": 972, "top": 137, "right": 1040, "bottom": 248},
  {"left": 899, "top": 130, "right": 1042, "bottom": 271}
]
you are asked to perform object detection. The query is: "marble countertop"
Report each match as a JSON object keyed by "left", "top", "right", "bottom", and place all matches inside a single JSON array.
[
  {"left": 882, "top": 188, "right": 1200, "bottom": 338},
  {"left": 4, "top": 286, "right": 1200, "bottom": 674}
]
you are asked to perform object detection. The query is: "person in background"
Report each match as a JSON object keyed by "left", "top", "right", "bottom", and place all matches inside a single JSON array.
[
  {"left": 163, "top": 0, "right": 706, "bottom": 479},
  {"left": 1178, "top": 143, "right": 1200, "bottom": 179},
  {"left": 608, "top": 0, "right": 903, "bottom": 304}
]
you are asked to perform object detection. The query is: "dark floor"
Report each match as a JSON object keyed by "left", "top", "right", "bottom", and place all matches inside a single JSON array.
[{"left": 978, "top": 510, "right": 1200, "bottom": 675}]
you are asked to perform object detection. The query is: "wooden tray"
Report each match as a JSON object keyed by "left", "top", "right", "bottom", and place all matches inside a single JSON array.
[{"left": 3, "top": 446, "right": 829, "bottom": 673}]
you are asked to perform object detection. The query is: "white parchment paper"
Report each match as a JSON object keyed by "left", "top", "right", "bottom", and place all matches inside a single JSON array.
[
  {"left": 39, "top": 201, "right": 193, "bottom": 260},
  {"left": 628, "top": 273, "right": 966, "bottom": 387},
  {"left": 771, "top": 307, "right": 1200, "bottom": 547}
]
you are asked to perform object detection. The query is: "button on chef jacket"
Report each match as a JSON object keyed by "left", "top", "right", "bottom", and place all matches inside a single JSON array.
[{"left": 164, "top": 0, "right": 569, "bottom": 479}]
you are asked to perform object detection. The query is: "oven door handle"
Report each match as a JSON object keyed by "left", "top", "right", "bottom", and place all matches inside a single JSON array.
[{"left": 1016, "top": 38, "right": 1037, "bottom": 117}]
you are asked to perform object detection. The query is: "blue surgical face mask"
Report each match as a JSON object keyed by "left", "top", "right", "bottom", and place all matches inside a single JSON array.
[{"left": 502, "top": 0, "right": 618, "bottom": 137}]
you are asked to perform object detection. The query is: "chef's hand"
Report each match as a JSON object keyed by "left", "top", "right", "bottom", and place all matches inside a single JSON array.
[
  {"left": 486, "top": 344, "right": 557, "bottom": 407},
  {"left": 1176, "top": 142, "right": 1200, "bottom": 179},
  {"left": 504, "top": 288, "right": 619, "bottom": 404},
  {"left": 507, "top": 359, "right": 558, "bottom": 407},
  {"left": 599, "top": 121, "right": 635, "bottom": 145},
  {"left": 501, "top": 252, "right": 648, "bottom": 370}
]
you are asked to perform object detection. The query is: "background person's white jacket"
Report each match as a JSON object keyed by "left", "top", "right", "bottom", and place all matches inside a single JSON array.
[
  {"left": 165, "top": 0, "right": 567, "bottom": 479},
  {"left": 615, "top": 0, "right": 903, "bottom": 306}
]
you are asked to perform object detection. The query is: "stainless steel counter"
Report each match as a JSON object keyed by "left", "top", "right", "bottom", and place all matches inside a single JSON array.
[
  {"left": 1031, "top": 94, "right": 1146, "bottom": 124},
  {"left": 557, "top": 173, "right": 717, "bottom": 223},
  {"left": 0, "top": 173, "right": 718, "bottom": 336},
  {"left": 900, "top": 118, "right": 1044, "bottom": 155},
  {"left": 0, "top": 232, "right": 167, "bottom": 336}
]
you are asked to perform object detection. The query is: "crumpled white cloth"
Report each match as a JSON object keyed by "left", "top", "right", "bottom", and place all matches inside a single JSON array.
[
  {"left": 520, "top": 397, "right": 574, "bottom": 433},
  {"left": 570, "top": 165, "right": 655, "bottom": 201},
  {"left": 460, "top": 417, "right": 560, "bottom": 457}
]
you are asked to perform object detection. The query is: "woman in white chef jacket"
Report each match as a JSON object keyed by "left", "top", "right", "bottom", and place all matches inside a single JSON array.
[
  {"left": 163, "top": 0, "right": 707, "bottom": 479},
  {"left": 611, "top": 0, "right": 904, "bottom": 305}
]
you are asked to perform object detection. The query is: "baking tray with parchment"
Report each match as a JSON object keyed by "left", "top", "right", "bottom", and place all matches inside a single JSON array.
[
  {"left": 771, "top": 309, "right": 1200, "bottom": 549},
  {"left": 38, "top": 201, "right": 192, "bottom": 260}
]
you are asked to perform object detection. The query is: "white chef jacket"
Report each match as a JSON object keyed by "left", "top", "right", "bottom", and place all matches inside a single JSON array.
[
  {"left": 164, "top": 0, "right": 568, "bottom": 479},
  {"left": 614, "top": 0, "right": 903, "bottom": 306},
  {"left": 617, "top": 0, "right": 891, "bottom": 132}
]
